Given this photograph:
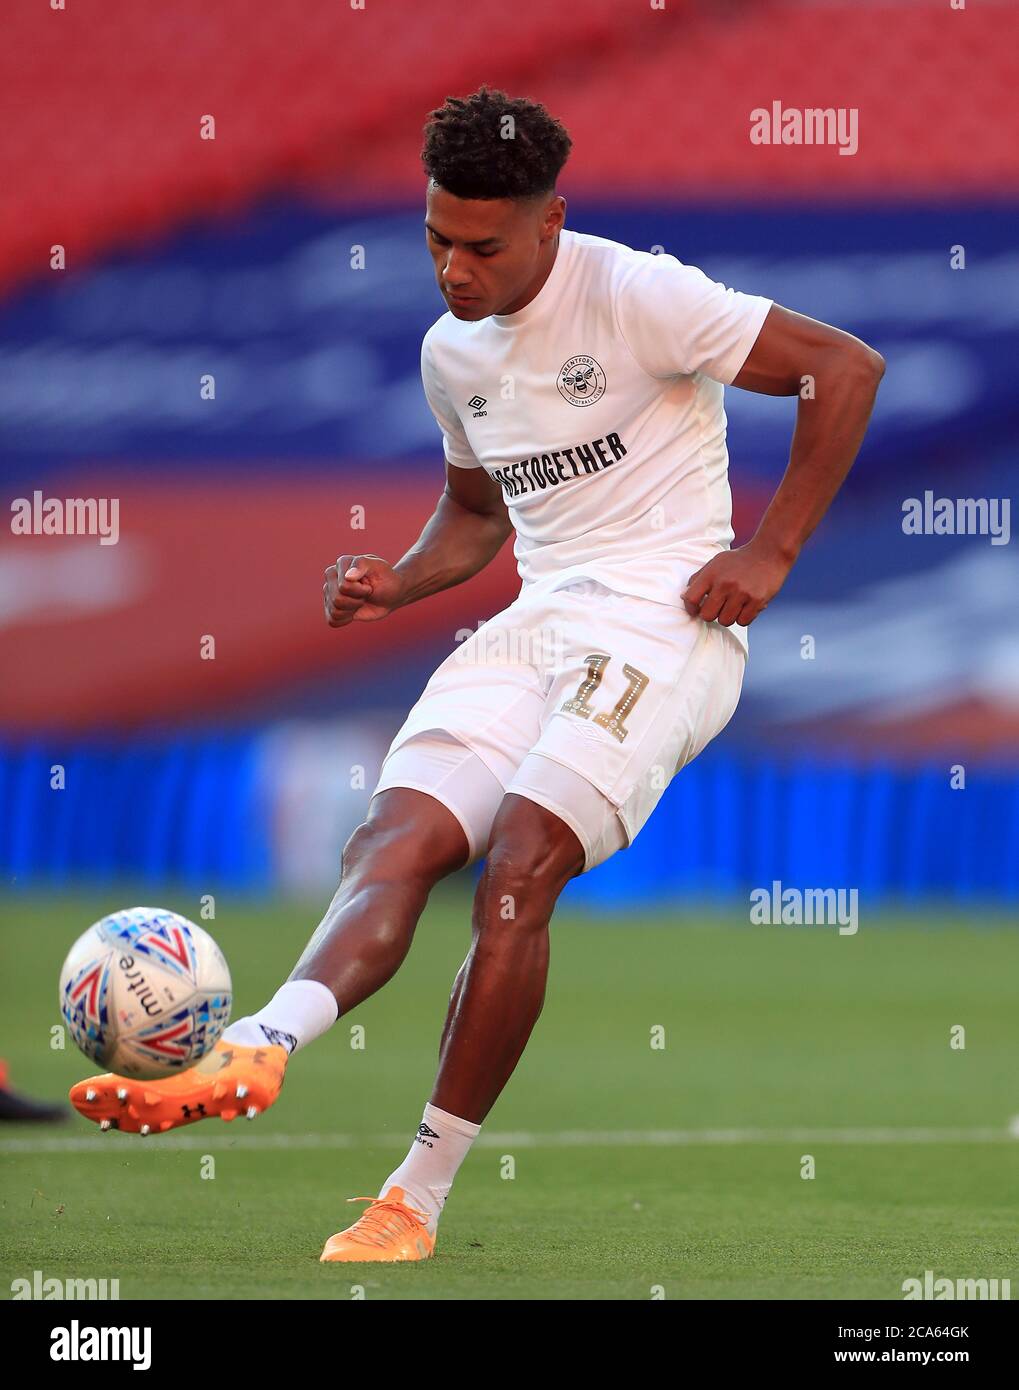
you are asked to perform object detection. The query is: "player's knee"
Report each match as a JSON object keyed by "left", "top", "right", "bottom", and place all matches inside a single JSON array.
[
  {"left": 475, "top": 804, "right": 584, "bottom": 926},
  {"left": 340, "top": 810, "right": 461, "bottom": 885},
  {"left": 473, "top": 849, "right": 566, "bottom": 931}
]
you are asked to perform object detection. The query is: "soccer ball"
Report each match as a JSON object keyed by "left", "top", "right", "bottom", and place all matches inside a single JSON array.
[{"left": 59, "top": 907, "right": 232, "bottom": 1079}]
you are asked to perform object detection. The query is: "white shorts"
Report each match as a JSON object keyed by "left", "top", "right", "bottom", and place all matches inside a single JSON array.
[{"left": 373, "top": 580, "right": 746, "bottom": 872}]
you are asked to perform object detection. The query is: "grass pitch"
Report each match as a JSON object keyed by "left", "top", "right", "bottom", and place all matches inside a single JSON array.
[{"left": 2, "top": 886, "right": 1017, "bottom": 1300}]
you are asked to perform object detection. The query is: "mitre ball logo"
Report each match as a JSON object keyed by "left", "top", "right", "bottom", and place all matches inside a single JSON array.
[{"left": 557, "top": 355, "right": 606, "bottom": 406}]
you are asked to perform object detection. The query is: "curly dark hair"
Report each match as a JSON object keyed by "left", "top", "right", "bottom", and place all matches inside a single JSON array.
[{"left": 421, "top": 86, "right": 572, "bottom": 200}]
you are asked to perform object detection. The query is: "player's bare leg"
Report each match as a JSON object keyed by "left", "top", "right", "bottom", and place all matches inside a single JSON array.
[
  {"left": 71, "top": 788, "right": 470, "bottom": 1133},
  {"left": 288, "top": 787, "right": 470, "bottom": 1007},
  {"left": 321, "top": 795, "right": 584, "bottom": 1262},
  {"left": 432, "top": 794, "right": 584, "bottom": 1121}
]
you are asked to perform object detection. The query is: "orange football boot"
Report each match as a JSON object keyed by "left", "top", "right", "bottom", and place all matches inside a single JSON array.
[
  {"left": 320, "top": 1187, "right": 435, "bottom": 1263},
  {"left": 69, "top": 1040, "right": 288, "bottom": 1135}
]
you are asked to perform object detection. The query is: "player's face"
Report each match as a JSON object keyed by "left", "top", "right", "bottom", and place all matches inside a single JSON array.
[{"left": 425, "top": 183, "right": 564, "bottom": 321}]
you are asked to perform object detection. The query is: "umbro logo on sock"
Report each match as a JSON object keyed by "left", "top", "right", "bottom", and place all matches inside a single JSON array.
[
  {"left": 259, "top": 1024, "right": 298, "bottom": 1054},
  {"left": 415, "top": 1122, "right": 440, "bottom": 1147}
]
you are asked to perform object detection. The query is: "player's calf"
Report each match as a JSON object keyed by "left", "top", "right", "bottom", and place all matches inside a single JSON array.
[
  {"left": 431, "top": 794, "right": 584, "bottom": 1124},
  {"left": 287, "top": 787, "right": 471, "bottom": 1007}
]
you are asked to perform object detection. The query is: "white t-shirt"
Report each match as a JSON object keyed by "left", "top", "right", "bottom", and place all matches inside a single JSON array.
[{"left": 420, "top": 227, "right": 772, "bottom": 651}]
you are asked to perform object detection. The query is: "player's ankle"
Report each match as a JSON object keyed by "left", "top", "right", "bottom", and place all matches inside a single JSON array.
[
  {"left": 222, "top": 980, "right": 339, "bottom": 1056},
  {"left": 221, "top": 1018, "right": 277, "bottom": 1050},
  {"left": 390, "top": 1181, "right": 442, "bottom": 1237},
  {"left": 380, "top": 1102, "right": 481, "bottom": 1237}
]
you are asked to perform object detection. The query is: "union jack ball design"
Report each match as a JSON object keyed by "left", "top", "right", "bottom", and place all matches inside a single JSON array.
[{"left": 59, "top": 907, "right": 232, "bottom": 1079}]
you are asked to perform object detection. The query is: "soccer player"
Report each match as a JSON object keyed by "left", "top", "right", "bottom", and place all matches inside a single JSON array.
[{"left": 71, "top": 87, "right": 884, "bottom": 1262}]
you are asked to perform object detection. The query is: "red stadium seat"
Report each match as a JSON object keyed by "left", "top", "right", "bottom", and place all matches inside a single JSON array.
[{"left": 2, "top": 1, "right": 1016, "bottom": 295}]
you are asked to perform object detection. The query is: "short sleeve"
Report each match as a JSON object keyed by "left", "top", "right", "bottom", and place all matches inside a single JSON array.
[
  {"left": 420, "top": 333, "right": 483, "bottom": 469},
  {"left": 615, "top": 254, "right": 773, "bottom": 385}
]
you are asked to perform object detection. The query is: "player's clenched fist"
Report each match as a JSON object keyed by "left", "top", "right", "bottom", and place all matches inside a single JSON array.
[{"left": 323, "top": 554, "right": 403, "bottom": 627}]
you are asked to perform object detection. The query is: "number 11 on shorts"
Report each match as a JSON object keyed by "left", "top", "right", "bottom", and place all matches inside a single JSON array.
[{"left": 560, "top": 653, "right": 650, "bottom": 743}]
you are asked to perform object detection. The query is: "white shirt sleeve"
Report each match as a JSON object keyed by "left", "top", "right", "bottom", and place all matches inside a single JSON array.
[
  {"left": 615, "top": 254, "right": 773, "bottom": 385},
  {"left": 420, "top": 333, "right": 482, "bottom": 469}
]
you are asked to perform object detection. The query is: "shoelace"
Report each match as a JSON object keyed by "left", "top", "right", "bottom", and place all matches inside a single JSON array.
[{"left": 343, "top": 1195, "right": 429, "bottom": 1248}]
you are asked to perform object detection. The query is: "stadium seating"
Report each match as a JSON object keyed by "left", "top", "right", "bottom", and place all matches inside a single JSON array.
[
  {"left": 2, "top": 0, "right": 1016, "bottom": 898},
  {"left": 2, "top": 2, "right": 1016, "bottom": 292}
]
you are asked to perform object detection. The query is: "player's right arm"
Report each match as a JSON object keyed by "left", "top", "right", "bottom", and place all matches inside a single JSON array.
[{"left": 323, "top": 462, "right": 511, "bottom": 628}]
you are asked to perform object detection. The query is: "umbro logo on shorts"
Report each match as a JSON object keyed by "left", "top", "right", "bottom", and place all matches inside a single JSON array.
[{"left": 468, "top": 395, "right": 488, "bottom": 416}]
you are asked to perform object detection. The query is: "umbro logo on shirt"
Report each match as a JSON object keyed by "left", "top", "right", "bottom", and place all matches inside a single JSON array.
[{"left": 467, "top": 395, "right": 488, "bottom": 416}]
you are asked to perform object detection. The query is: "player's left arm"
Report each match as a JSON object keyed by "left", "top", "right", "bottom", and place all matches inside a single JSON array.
[{"left": 682, "top": 303, "right": 885, "bottom": 627}]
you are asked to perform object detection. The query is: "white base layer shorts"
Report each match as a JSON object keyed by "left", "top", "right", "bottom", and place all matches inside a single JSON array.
[{"left": 373, "top": 579, "right": 747, "bottom": 872}]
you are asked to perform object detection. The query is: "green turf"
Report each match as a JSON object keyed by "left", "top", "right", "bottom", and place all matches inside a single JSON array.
[{"left": 2, "top": 887, "right": 1017, "bottom": 1300}]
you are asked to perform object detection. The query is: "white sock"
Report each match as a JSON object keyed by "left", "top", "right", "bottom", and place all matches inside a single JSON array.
[
  {"left": 221, "top": 979, "right": 338, "bottom": 1056},
  {"left": 381, "top": 1102, "right": 481, "bottom": 1236}
]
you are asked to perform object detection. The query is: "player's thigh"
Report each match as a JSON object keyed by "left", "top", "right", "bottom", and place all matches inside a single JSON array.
[
  {"left": 502, "top": 755, "right": 627, "bottom": 875},
  {"left": 609, "top": 618, "right": 746, "bottom": 846},
  {"left": 343, "top": 779, "right": 475, "bottom": 882},
  {"left": 378, "top": 596, "right": 548, "bottom": 789},
  {"left": 522, "top": 588, "right": 747, "bottom": 862},
  {"left": 371, "top": 730, "right": 507, "bottom": 868},
  {"left": 479, "top": 789, "right": 588, "bottom": 903}
]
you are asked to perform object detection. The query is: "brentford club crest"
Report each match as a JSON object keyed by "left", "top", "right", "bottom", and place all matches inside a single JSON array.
[{"left": 557, "top": 355, "right": 606, "bottom": 407}]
